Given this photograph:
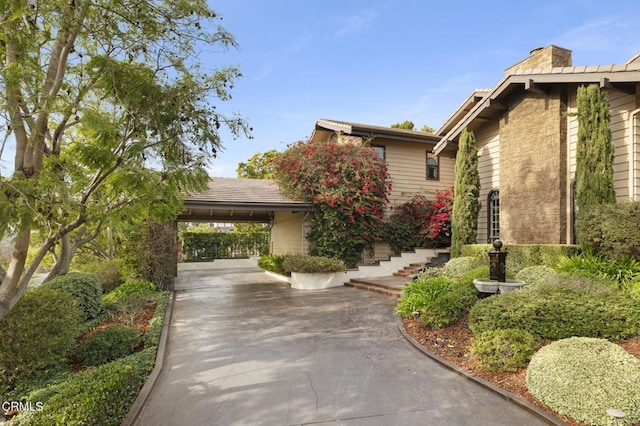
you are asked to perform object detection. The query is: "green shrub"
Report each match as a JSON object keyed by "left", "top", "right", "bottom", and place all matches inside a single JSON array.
[
  {"left": 77, "top": 259, "right": 124, "bottom": 294},
  {"left": 469, "top": 283, "right": 640, "bottom": 340},
  {"left": 461, "top": 244, "right": 580, "bottom": 271},
  {"left": 470, "top": 328, "right": 537, "bottom": 372},
  {"left": 0, "top": 289, "right": 82, "bottom": 393},
  {"left": 14, "top": 348, "right": 156, "bottom": 426},
  {"left": 441, "top": 256, "right": 480, "bottom": 279},
  {"left": 419, "top": 280, "right": 478, "bottom": 329},
  {"left": 258, "top": 254, "right": 288, "bottom": 275},
  {"left": 515, "top": 265, "right": 559, "bottom": 288},
  {"left": 281, "top": 254, "right": 344, "bottom": 273},
  {"left": 102, "top": 279, "right": 159, "bottom": 305},
  {"left": 576, "top": 202, "right": 640, "bottom": 260},
  {"left": 42, "top": 272, "right": 104, "bottom": 321},
  {"left": 396, "top": 276, "right": 455, "bottom": 318},
  {"left": 75, "top": 325, "right": 140, "bottom": 366},
  {"left": 556, "top": 253, "right": 640, "bottom": 290},
  {"left": 416, "top": 266, "right": 444, "bottom": 280},
  {"left": 527, "top": 337, "right": 640, "bottom": 425},
  {"left": 143, "top": 293, "right": 169, "bottom": 348}
]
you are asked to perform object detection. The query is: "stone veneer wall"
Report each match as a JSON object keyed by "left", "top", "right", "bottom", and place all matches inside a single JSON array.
[
  {"left": 505, "top": 45, "right": 572, "bottom": 74},
  {"left": 498, "top": 87, "right": 568, "bottom": 243}
]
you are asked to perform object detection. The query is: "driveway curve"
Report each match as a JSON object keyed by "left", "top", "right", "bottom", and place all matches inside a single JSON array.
[{"left": 134, "top": 261, "right": 547, "bottom": 425}]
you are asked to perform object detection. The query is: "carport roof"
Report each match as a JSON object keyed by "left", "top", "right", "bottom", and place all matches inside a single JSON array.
[{"left": 178, "top": 177, "right": 311, "bottom": 222}]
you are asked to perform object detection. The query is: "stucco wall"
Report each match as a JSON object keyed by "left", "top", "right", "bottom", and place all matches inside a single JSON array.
[{"left": 270, "top": 211, "right": 307, "bottom": 255}]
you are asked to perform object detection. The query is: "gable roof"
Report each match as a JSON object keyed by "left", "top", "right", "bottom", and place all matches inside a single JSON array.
[
  {"left": 434, "top": 51, "right": 640, "bottom": 155},
  {"left": 312, "top": 118, "right": 440, "bottom": 144}
]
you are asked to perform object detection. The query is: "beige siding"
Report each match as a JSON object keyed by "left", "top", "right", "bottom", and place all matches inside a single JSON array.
[
  {"left": 568, "top": 88, "right": 639, "bottom": 202},
  {"left": 475, "top": 121, "right": 500, "bottom": 243},
  {"left": 270, "top": 211, "right": 307, "bottom": 255},
  {"left": 378, "top": 138, "right": 455, "bottom": 209}
]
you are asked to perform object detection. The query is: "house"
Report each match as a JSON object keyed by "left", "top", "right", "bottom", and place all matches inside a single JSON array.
[
  {"left": 310, "top": 119, "right": 456, "bottom": 260},
  {"left": 433, "top": 45, "right": 640, "bottom": 245}
]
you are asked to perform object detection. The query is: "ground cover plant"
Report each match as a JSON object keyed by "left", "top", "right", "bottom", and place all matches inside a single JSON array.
[
  {"left": 3, "top": 276, "right": 169, "bottom": 425},
  {"left": 399, "top": 255, "right": 640, "bottom": 425}
]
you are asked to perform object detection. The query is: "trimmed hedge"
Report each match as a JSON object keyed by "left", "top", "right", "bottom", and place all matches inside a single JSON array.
[
  {"left": 13, "top": 348, "right": 157, "bottom": 426},
  {"left": 461, "top": 244, "right": 581, "bottom": 272},
  {"left": 0, "top": 289, "right": 82, "bottom": 393},
  {"left": 42, "top": 272, "right": 104, "bottom": 321},
  {"left": 469, "top": 282, "right": 640, "bottom": 340},
  {"left": 281, "top": 254, "right": 344, "bottom": 273},
  {"left": 470, "top": 328, "right": 537, "bottom": 372},
  {"left": 75, "top": 325, "right": 140, "bottom": 366},
  {"left": 527, "top": 337, "right": 640, "bottom": 425}
]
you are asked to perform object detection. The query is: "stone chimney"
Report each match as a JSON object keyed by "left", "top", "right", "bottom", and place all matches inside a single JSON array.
[{"left": 505, "top": 45, "right": 572, "bottom": 74}]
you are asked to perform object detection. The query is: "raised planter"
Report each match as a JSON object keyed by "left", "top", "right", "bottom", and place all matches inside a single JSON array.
[{"left": 290, "top": 271, "right": 346, "bottom": 290}]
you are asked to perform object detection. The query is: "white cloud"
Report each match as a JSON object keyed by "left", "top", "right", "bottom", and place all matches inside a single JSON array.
[
  {"left": 555, "top": 15, "right": 636, "bottom": 58},
  {"left": 334, "top": 9, "right": 377, "bottom": 37}
]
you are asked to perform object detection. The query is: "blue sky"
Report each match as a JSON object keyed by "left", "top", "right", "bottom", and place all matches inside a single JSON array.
[{"left": 208, "top": 0, "right": 640, "bottom": 177}]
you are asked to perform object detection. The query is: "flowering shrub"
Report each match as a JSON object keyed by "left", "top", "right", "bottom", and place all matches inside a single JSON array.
[
  {"left": 384, "top": 189, "right": 453, "bottom": 254},
  {"left": 273, "top": 139, "right": 391, "bottom": 266}
]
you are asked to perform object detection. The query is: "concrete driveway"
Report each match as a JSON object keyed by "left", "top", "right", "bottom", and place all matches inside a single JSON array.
[{"left": 133, "top": 260, "right": 548, "bottom": 425}]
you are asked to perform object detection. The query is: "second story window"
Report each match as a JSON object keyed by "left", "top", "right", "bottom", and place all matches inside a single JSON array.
[
  {"left": 426, "top": 153, "right": 439, "bottom": 180},
  {"left": 372, "top": 145, "right": 386, "bottom": 161}
]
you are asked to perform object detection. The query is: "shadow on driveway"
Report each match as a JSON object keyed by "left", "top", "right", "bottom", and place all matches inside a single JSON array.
[{"left": 134, "top": 261, "right": 548, "bottom": 425}]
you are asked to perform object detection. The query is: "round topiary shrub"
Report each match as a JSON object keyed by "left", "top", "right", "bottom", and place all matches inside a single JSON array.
[
  {"left": 78, "top": 259, "right": 124, "bottom": 294},
  {"left": 441, "top": 256, "right": 480, "bottom": 279},
  {"left": 42, "top": 272, "right": 104, "bottom": 321},
  {"left": 395, "top": 276, "right": 455, "bottom": 318},
  {"left": 75, "top": 325, "right": 140, "bottom": 366},
  {"left": 102, "top": 279, "right": 159, "bottom": 305},
  {"left": 470, "top": 328, "right": 537, "bottom": 372},
  {"left": 515, "top": 265, "right": 558, "bottom": 288},
  {"left": 527, "top": 337, "right": 640, "bottom": 425},
  {"left": 0, "top": 288, "right": 82, "bottom": 392}
]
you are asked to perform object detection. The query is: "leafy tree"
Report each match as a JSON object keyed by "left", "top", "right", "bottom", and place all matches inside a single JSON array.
[
  {"left": 236, "top": 149, "right": 280, "bottom": 179},
  {"left": 273, "top": 140, "right": 391, "bottom": 266},
  {"left": 450, "top": 129, "right": 480, "bottom": 257},
  {"left": 0, "top": 1, "right": 249, "bottom": 319},
  {"left": 420, "top": 124, "right": 436, "bottom": 133},
  {"left": 575, "top": 84, "right": 615, "bottom": 209},
  {"left": 391, "top": 120, "right": 416, "bottom": 130}
]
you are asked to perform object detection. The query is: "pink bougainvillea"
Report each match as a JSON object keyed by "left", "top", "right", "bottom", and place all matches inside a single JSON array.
[{"left": 273, "top": 139, "right": 391, "bottom": 266}]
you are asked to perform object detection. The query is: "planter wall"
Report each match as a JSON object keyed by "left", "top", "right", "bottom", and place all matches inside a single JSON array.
[{"left": 290, "top": 272, "right": 345, "bottom": 290}]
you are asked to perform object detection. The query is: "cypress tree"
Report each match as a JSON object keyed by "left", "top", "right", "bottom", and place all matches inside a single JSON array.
[
  {"left": 575, "top": 84, "right": 615, "bottom": 208},
  {"left": 450, "top": 128, "right": 481, "bottom": 257}
]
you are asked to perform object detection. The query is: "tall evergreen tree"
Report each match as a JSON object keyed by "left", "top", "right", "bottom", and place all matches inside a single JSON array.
[
  {"left": 450, "top": 128, "right": 480, "bottom": 257},
  {"left": 575, "top": 84, "right": 616, "bottom": 208}
]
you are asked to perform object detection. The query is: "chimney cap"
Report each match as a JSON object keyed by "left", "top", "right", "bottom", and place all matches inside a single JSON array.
[{"left": 530, "top": 47, "right": 544, "bottom": 55}]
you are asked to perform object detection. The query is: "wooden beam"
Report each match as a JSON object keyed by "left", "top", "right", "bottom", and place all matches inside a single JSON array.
[
  {"left": 487, "top": 99, "right": 507, "bottom": 111},
  {"left": 524, "top": 79, "right": 546, "bottom": 94}
]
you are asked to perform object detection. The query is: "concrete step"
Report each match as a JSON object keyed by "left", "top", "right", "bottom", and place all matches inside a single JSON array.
[{"left": 345, "top": 277, "right": 407, "bottom": 298}]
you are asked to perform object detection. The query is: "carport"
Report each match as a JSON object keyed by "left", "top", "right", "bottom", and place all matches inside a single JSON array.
[{"left": 177, "top": 177, "right": 312, "bottom": 256}]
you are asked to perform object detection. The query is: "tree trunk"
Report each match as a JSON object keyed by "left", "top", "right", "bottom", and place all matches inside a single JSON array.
[
  {"left": 0, "top": 227, "right": 31, "bottom": 319},
  {"left": 43, "top": 233, "right": 73, "bottom": 283}
]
